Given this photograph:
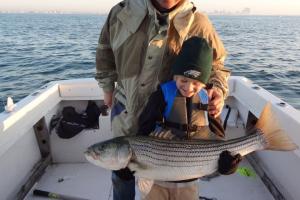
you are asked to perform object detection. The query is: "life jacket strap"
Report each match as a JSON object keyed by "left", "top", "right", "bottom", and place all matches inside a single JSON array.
[
  {"left": 164, "top": 120, "right": 203, "bottom": 132},
  {"left": 196, "top": 103, "right": 208, "bottom": 110}
]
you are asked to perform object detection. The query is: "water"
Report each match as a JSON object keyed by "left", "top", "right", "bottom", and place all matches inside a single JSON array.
[
  {"left": 0, "top": 14, "right": 299, "bottom": 112},
  {"left": 213, "top": 16, "right": 300, "bottom": 108}
]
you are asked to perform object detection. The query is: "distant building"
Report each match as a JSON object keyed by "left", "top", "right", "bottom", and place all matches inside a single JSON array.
[
  {"left": 241, "top": 8, "right": 251, "bottom": 15},
  {"left": 205, "top": 7, "right": 251, "bottom": 16}
]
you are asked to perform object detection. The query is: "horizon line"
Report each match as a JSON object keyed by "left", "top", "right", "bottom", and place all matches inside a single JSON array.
[{"left": 1, "top": 11, "right": 300, "bottom": 16}]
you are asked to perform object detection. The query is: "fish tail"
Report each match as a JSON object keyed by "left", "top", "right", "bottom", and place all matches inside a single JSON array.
[{"left": 255, "top": 103, "right": 298, "bottom": 151}]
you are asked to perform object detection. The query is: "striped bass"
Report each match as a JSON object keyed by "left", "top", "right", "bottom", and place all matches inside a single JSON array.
[{"left": 85, "top": 103, "right": 298, "bottom": 181}]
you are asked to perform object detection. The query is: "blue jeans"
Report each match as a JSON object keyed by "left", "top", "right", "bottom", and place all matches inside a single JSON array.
[
  {"left": 111, "top": 101, "right": 135, "bottom": 200},
  {"left": 112, "top": 171, "right": 135, "bottom": 200}
]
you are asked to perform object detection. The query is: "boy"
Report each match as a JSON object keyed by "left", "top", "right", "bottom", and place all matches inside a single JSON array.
[{"left": 138, "top": 36, "right": 241, "bottom": 200}]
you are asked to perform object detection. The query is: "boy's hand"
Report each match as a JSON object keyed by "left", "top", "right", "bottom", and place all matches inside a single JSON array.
[
  {"left": 218, "top": 150, "right": 242, "bottom": 175},
  {"left": 207, "top": 88, "right": 224, "bottom": 118},
  {"left": 149, "top": 130, "right": 178, "bottom": 140}
]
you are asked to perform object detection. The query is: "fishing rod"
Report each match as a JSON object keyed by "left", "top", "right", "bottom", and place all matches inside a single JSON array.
[{"left": 33, "top": 189, "right": 89, "bottom": 200}]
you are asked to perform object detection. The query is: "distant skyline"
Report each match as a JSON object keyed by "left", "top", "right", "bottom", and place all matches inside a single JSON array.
[{"left": 0, "top": 0, "right": 300, "bottom": 15}]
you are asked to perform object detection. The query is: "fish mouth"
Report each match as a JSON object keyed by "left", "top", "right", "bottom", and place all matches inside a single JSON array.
[{"left": 85, "top": 150, "right": 100, "bottom": 160}]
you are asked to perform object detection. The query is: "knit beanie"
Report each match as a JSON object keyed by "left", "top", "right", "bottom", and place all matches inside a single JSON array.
[{"left": 172, "top": 36, "right": 213, "bottom": 84}]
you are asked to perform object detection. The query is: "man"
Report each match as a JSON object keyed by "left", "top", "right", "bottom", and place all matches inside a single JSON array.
[{"left": 95, "top": 0, "right": 230, "bottom": 199}]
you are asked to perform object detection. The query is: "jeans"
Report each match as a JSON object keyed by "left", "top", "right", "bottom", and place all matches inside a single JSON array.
[
  {"left": 112, "top": 171, "right": 135, "bottom": 200},
  {"left": 111, "top": 101, "right": 136, "bottom": 200}
]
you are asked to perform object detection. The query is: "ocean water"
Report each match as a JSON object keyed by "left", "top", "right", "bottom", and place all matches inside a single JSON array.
[{"left": 0, "top": 14, "right": 299, "bottom": 112}]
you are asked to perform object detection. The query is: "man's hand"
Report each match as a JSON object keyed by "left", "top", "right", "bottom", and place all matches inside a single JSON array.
[
  {"left": 104, "top": 91, "right": 113, "bottom": 108},
  {"left": 207, "top": 88, "right": 224, "bottom": 118},
  {"left": 218, "top": 150, "right": 242, "bottom": 175}
]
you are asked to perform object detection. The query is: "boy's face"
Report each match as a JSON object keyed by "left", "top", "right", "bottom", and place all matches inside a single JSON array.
[{"left": 174, "top": 75, "right": 206, "bottom": 98}]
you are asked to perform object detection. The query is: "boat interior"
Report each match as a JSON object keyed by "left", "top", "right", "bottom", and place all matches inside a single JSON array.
[{"left": 1, "top": 77, "right": 300, "bottom": 200}]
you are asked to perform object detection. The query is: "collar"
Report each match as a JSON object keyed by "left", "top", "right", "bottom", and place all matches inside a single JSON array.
[
  {"left": 117, "top": 0, "right": 148, "bottom": 34},
  {"left": 117, "top": 0, "right": 195, "bottom": 38},
  {"left": 172, "top": 1, "right": 195, "bottom": 38}
]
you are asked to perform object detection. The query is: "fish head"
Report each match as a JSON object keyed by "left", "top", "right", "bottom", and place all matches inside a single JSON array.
[{"left": 85, "top": 137, "right": 132, "bottom": 170}]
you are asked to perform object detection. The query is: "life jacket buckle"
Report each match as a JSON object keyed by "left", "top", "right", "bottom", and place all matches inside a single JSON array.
[{"left": 198, "top": 103, "right": 208, "bottom": 111}]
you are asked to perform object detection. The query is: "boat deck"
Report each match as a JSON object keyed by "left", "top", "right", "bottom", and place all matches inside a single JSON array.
[{"left": 24, "top": 159, "right": 274, "bottom": 200}]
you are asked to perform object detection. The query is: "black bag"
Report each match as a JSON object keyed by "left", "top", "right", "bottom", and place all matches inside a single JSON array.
[
  {"left": 54, "top": 101, "right": 106, "bottom": 139},
  {"left": 56, "top": 106, "right": 88, "bottom": 139}
]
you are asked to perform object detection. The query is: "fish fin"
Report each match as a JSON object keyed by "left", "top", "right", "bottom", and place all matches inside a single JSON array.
[
  {"left": 137, "top": 178, "right": 154, "bottom": 198},
  {"left": 255, "top": 102, "right": 298, "bottom": 151},
  {"left": 263, "top": 129, "right": 298, "bottom": 151}
]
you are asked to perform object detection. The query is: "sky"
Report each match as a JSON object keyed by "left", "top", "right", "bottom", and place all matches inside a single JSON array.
[{"left": 0, "top": 0, "right": 299, "bottom": 15}]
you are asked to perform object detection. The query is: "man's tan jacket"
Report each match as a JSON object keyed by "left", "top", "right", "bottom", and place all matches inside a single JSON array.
[{"left": 95, "top": 0, "right": 230, "bottom": 136}]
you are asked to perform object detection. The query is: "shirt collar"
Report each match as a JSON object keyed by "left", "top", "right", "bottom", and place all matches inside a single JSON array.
[{"left": 149, "top": 0, "right": 195, "bottom": 38}]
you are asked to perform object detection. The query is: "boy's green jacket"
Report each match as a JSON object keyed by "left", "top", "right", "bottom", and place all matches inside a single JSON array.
[{"left": 95, "top": 0, "right": 230, "bottom": 136}]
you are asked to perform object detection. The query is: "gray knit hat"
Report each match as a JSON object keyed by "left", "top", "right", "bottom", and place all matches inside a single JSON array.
[{"left": 172, "top": 37, "right": 213, "bottom": 84}]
